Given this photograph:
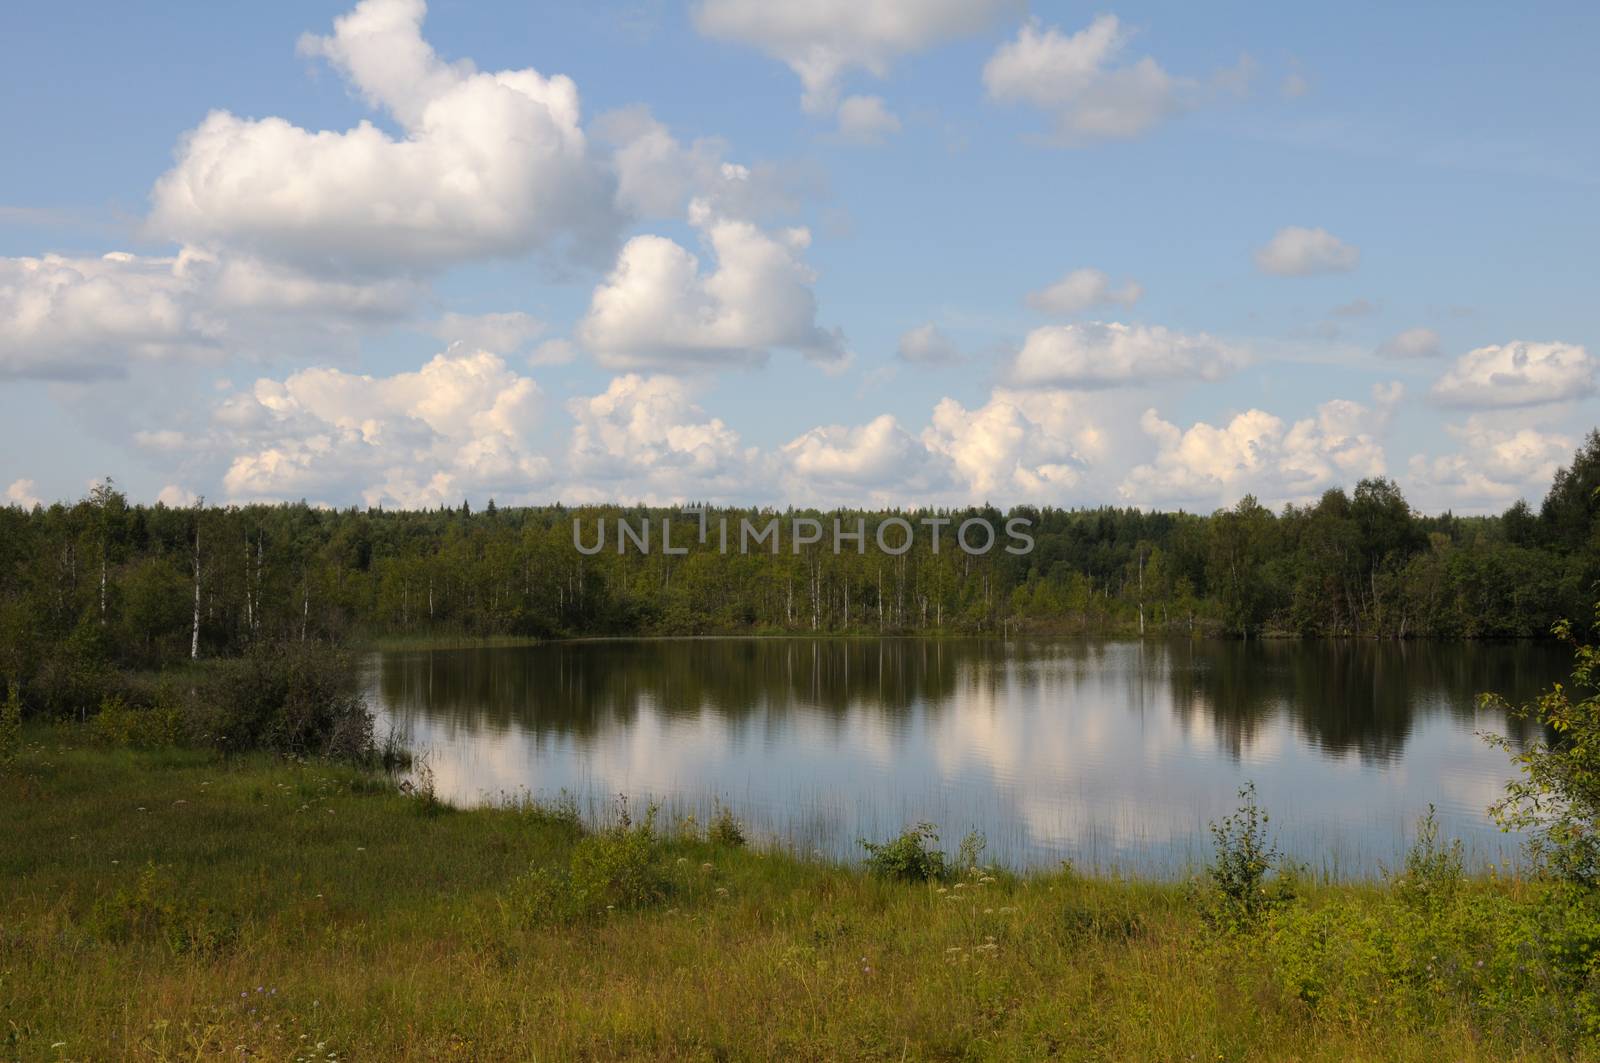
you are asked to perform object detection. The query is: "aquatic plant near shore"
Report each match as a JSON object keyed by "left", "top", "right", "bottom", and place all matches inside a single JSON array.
[
  {"left": 504, "top": 796, "right": 672, "bottom": 925},
  {"left": 707, "top": 800, "right": 747, "bottom": 848},
  {"left": 1198, "top": 781, "right": 1295, "bottom": 931},
  {"left": 860, "top": 823, "right": 948, "bottom": 882}
]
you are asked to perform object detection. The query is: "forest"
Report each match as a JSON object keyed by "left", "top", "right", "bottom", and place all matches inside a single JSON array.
[{"left": 1, "top": 429, "right": 1596, "bottom": 713}]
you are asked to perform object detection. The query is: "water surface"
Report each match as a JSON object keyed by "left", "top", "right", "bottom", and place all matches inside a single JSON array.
[{"left": 366, "top": 637, "right": 1568, "bottom": 875}]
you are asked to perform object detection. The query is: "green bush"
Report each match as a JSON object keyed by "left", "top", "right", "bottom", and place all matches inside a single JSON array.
[
  {"left": 1243, "top": 806, "right": 1600, "bottom": 1044},
  {"left": 707, "top": 802, "right": 746, "bottom": 848},
  {"left": 860, "top": 823, "right": 948, "bottom": 882},
  {"left": 28, "top": 619, "right": 122, "bottom": 722},
  {"left": 1255, "top": 877, "right": 1600, "bottom": 1042},
  {"left": 199, "top": 640, "right": 374, "bottom": 760},
  {"left": 955, "top": 829, "right": 987, "bottom": 874},
  {"left": 1391, "top": 805, "right": 1464, "bottom": 912},
  {"left": 1199, "top": 782, "right": 1293, "bottom": 931},
  {"left": 505, "top": 799, "right": 669, "bottom": 925},
  {"left": 1536, "top": 886, "right": 1600, "bottom": 1036},
  {"left": 570, "top": 800, "right": 667, "bottom": 912},
  {"left": 1483, "top": 610, "right": 1600, "bottom": 887},
  {"left": 502, "top": 865, "right": 585, "bottom": 926},
  {"left": 89, "top": 692, "right": 184, "bottom": 749}
]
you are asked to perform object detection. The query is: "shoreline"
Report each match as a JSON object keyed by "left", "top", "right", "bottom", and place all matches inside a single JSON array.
[
  {"left": 2, "top": 725, "right": 1583, "bottom": 1060},
  {"left": 361, "top": 629, "right": 1562, "bottom": 651}
]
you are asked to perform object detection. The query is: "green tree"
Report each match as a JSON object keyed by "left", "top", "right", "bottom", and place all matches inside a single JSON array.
[
  {"left": 1207, "top": 496, "right": 1275, "bottom": 637},
  {"left": 1540, "top": 429, "right": 1600, "bottom": 552}
]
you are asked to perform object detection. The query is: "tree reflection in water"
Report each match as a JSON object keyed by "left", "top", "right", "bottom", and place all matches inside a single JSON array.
[{"left": 369, "top": 638, "right": 1567, "bottom": 874}]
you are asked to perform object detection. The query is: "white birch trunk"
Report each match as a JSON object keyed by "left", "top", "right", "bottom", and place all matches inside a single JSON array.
[{"left": 190, "top": 522, "right": 201, "bottom": 660}]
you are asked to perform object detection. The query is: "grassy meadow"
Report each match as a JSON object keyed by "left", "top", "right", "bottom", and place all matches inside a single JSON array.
[{"left": 5, "top": 725, "right": 1600, "bottom": 1061}]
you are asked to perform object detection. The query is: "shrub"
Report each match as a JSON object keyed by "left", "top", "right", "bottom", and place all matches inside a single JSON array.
[
  {"left": 1249, "top": 807, "right": 1600, "bottom": 1042},
  {"left": 506, "top": 798, "right": 670, "bottom": 926},
  {"left": 1483, "top": 610, "right": 1600, "bottom": 888},
  {"left": 89, "top": 692, "right": 184, "bottom": 749},
  {"left": 200, "top": 641, "right": 374, "bottom": 760},
  {"left": 1534, "top": 886, "right": 1600, "bottom": 1036},
  {"left": 707, "top": 802, "right": 746, "bottom": 848},
  {"left": 1200, "top": 782, "right": 1292, "bottom": 931},
  {"left": 570, "top": 800, "right": 667, "bottom": 912},
  {"left": 1392, "top": 805, "right": 1464, "bottom": 912},
  {"left": 1255, "top": 875, "right": 1600, "bottom": 1041},
  {"left": 29, "top": 620, "right": 120, "bottom": 722},
  {"left": 502, "top": 865, "right": 584, "bottom": 927},
  {"left": 955, "top": 829, "right": 987, "bottom": 874},
  {"left": 860, "top": 822, "right": 948, "bottom": 882}
]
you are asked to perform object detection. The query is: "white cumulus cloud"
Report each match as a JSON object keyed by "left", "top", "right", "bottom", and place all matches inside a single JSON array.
[
  {"left": 1009, "top": 322, "right": 1244, "bottom": 388},
  {"left": 5, "top": 479, "right": 43, "bottom": 509},
  {"left": 1026, "top": 267, "right": 1143, "bottom": 316},
  {"left": 694, "top": 0, "right": 1020, "bottom": 114},
  {"left": 1120, "top": 397, "right": 1389, "bottom": 508},
  {"left": 592, "top": 106, "right": 807, "bottom": 221},
  {"left": 1406, "top": 418, "right": 1575, "bottom": 512},
  {"left": 781, "top": 414, "right": 946, "bottom": 504},
  {"left": 565, "top": 374, "right": 760, "bottom": 503},
  {"left": 0, "top": 252, "right": 220, "bottom": 379},
  {"left": 149, "top": 0, "right": 621, "bottom": 277},
  {"left": 983, "top": 16, "right": 1234, "bottom": 143},
  {"left": 0, "top": 248, "right": 422, "bottom": 379},
  {"left": 1430, "top": 340, "right": 1594, "bottom": 408},
  {"left": 156, "top": 485, "right": 199, "bottom": 508},
  {"left": 219, "top": 349, "right": 549, "bottom": 508},
  {"left": 922, "top": 387, "right": 1108, "bottom": 502},
  {"left": 1254, "top": 226, "right": 1360, "bottom": 276},
  {"left": 1377, "top": 327, "right": 1441, "bottom": 359},
  {"left": 577, "top": 203, "right": 845, "bottom": 371},
  {"left": 896, "top": 323, "right": 962, "bottom": 365}
]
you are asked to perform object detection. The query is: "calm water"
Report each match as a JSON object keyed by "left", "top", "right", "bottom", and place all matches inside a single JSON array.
[{"left": 365, "top": 638, "right": 1570, "bottom": 876}]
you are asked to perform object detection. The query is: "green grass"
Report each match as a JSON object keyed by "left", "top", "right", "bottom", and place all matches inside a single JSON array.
[{"left": 2, "top": 726, "right": 1594, "bottom": 1061}]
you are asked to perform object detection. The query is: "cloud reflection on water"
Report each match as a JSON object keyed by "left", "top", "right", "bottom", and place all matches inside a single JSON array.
[{"left": 368, "top": 638, "right": 1565, "bottom": 875}]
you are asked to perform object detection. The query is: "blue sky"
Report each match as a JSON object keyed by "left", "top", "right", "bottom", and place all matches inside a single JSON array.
[{"left": 2, "top": 0, "right": 1595, "bottom": 513}]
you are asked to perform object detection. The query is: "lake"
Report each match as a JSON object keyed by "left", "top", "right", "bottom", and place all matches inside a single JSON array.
[{"left": 365, "top": 637, "right": 1570, "bottom": 876}]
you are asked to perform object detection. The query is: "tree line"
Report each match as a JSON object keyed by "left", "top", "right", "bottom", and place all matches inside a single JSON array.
[{"left": 1, "top": 430, "right": 1595, "bottom": 704}]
